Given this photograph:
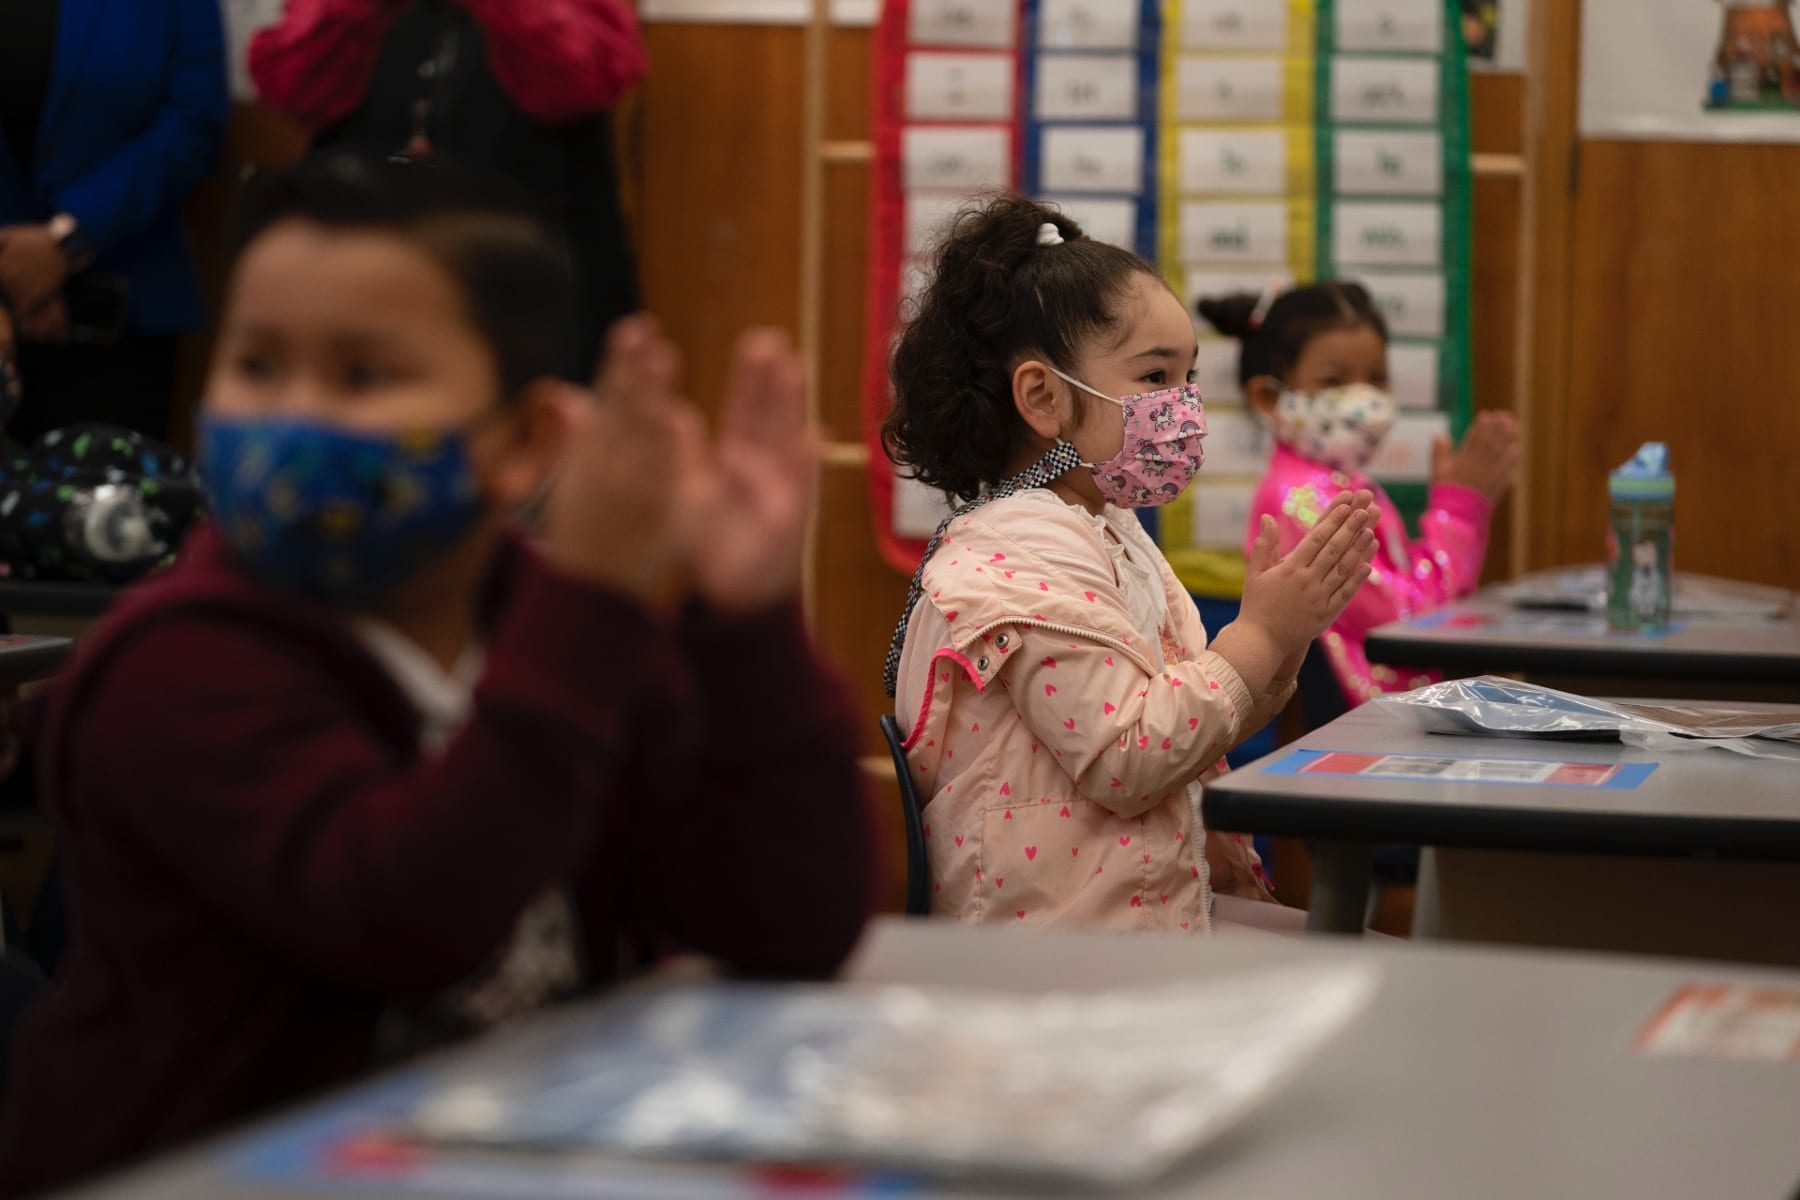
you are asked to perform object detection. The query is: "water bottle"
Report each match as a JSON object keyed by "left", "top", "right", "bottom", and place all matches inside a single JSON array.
[{"left": 1606, "top": 443, "right": 1674, "bottom": 632}]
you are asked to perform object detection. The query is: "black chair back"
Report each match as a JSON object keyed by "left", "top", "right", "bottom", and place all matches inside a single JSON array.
[{"left": 878, "top": 715, "right": 931, "bottom": 917}]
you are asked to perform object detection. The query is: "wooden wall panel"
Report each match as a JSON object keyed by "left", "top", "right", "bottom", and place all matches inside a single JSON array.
[
  {"left": 1560, "top": 141, "right": 1800, "bottom": 588},
  {"left": 636, "top": 25, "right": 871, "bottom": 421},
  {"left": 635, "top": 24, "right": 902, "bottom": 761},
  {"left": 637, "top": 26, "right": 806, "bottom": 414},
  {"left": 1467, "top": 73, "right": 1523, "bottom": 582},
  {"left": 1513, "top": 1, "right": 1796, "bottom": 589},
  {"left": 1515, "top": 0, "right": 1583, "bottom": 577}
]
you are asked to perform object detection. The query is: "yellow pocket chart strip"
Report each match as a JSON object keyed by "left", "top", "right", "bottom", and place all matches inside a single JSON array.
[{"left": 1159, "top": 0, "right": 1318, "bottom": 598}]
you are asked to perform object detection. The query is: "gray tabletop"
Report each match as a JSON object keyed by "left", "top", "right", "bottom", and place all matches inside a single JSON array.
[
  {"left": 1364, "top": 593, "right": 1800, "bottom": 683},
  {"left": 65, "top": 919, "right": 1800, "bottom": 1200},
  {"left": 1203, "top": 701, "right": 1800, "bottom": 859},
  {"left": 0, "top": 633, "right": 72, "bottom": 686}
]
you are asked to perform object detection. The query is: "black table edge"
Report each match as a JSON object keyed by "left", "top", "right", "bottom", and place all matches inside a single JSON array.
[
  {"left": 1203, "top": 790, "right": 1800, "bottom": 862},
  {"left": 1364, "top": 631, "right": 1800, "bottom": 682},
  {"left": 0, "top": 581, "right": 122, "bottom": 618}
]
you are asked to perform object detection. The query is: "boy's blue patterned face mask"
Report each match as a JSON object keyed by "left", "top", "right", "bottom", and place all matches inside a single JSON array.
[{"left": 198, "top": 414, "right": 487, "bottom": 604}]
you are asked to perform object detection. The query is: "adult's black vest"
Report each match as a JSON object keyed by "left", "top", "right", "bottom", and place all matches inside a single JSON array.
[{"left": 315, "top": 0, "right": 639, "bottom": 381}]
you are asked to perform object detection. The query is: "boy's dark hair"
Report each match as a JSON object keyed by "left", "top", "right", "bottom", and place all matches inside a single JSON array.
[
  {"left": 1196, "top": 281, "right": 1388, "bottom": 389},
  {"left": 882, "top": 194, "right": 1159, "bottom": 502},
  {"left": 228, "top": 152, "right": 576, "bottom": 399}
]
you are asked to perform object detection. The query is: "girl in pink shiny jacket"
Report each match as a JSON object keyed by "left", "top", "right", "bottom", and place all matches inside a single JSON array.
[{"left": 1199, "top": 283, "right": 1522, "bottom": 707}]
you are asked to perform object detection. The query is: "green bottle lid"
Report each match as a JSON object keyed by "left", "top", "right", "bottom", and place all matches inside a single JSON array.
[{"left": 1609, "top": 442, "right": 1675, "bottom": 502}]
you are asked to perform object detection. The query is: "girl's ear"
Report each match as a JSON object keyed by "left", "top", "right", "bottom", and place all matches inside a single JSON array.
[
  {"left": 1245, "top": 374, "right": 1283, "bottom": 424},
  {"left": 1012, "top": 359, "right": 1066, "bottom": 442}
]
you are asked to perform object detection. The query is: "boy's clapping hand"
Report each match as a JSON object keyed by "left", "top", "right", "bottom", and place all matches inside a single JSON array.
[
  {"left": 543, "top": 316, "right": 696, "bottom": 603},
  {"left": 674, "top": 328, "right": 818, "bottom": 615},
  {"left": 544, "top": 318, "right": 819, "bottom": 614}
]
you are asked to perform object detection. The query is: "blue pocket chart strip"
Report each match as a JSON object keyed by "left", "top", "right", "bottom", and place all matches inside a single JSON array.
[{"left": 1022, "top": 0, "right": 1163, "bottom": 257}]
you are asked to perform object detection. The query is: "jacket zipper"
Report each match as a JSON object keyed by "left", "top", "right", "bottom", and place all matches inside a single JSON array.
[
  {"left": 965, "top": 614, "right": 1214, "bottom": 932},
  {"left": 959, "top": 617, "right": 1156, "bottom": 676}
]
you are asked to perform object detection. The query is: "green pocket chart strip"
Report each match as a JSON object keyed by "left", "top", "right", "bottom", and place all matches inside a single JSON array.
[{"left": 1156, "top": 0, "right": 1472, "bottom": 600}]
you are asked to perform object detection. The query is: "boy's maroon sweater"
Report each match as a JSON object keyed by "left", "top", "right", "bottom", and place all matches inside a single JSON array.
[{"left": 0, "top": 527, "right": 875, "bottom": 1198}]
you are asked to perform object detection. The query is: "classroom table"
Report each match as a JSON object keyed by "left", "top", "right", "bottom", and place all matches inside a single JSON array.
[
  {"left": 59, "top": 919, "right": 1800, "bottom": 1200},
  {"left": 0, "top": 580, "right": 119, "bottom": 621},
  {"left": 1363, "top": 586, "right": 1800, "bottom": 702},
  {"left": 1204, "top": 701, "right": 1800, "bottom": 962},
  {"left": 0, "top": 633, "right": 72, "bottom": 687}
]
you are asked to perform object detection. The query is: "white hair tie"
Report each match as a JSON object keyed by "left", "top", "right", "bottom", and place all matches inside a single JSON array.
[
  {"left": 1248, "top": 277, "right": 1282, "bottom": 330},
  {"left": 1036, "top": 222, "right": 1065, "bottom": 247}
]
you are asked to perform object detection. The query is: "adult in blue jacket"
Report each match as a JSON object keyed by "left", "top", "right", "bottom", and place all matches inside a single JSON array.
[{"left": 0, "top": 0, "right": 228, "bottom": 443}]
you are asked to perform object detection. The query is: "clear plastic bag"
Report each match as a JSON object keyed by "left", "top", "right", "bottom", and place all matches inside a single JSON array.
[
  {"left": 399, "top": 963, "right": 1380, "bottom": 1189},
  {"left": 1379, "top": 676, "right": 1800, "bottom": 761}
]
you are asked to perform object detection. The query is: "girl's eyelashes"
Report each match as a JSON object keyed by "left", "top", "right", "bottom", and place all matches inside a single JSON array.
[{"left": 1136, "top": 370, "right": 1200, "bottom": 386}]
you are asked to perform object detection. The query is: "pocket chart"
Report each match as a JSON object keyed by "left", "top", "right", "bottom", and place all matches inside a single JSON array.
[
  {"left": 1190, "top": 480, "right": 1260, "bottom": 549},
  {"left": 1331, "top": 56, "right": 1441, "bottom": 125},
  {"left": 1175, "top": 56, "right": 1288, "bottom": 122},
  {"left": 1034, "top": 53, "right": 1141, "bottom": 121},
  {"left": 1388, "top": 342, "right": 1441, "bottom": 411},
  {"left": 1196, "top": 408, "right": 1277, "bottom": 477},
  {"left": 1038, "top": 0, "right": 1139, "bottom": 50},
  {"left": 905, "top": 191, "right": 973, "bottom": 257},
  {"left": 1181, "top": 0, "right": 1290, "bottom": 51},
  {"left": 1353, "top": 270, "right": 1447, "bottom": 338},
  {"left": 1180, "top": 128, "right": 1290, "bottom": 195},
  {"left": 1181, "top": 200, "right": 1291, "bottom": 265},
  {"left": 1041, "top": 126, "right": 1145, "bottom": 193},
  {"left": 906, "top": 53, "right": 1017, "bottom": 121},
  {"left": 864, "top": 0, "right": 1474, "bottom": 592},
  {"left": 1193, "top": 339, "right": 1247, "bottom": 403},
  {"left": 1366, "top": 410, "right": 1450, "bottom": 483},
  {"left": 902, "top": 126, "right": 1013, "bottom": 191},
  {"left": 911, "top": 0, "right": 1019, "bottom": 48},
  {"left": 1335, "top": 129, "right": 1444, "bottom": 196},
  {"left": 1333, "top": 201, "right": 1442, "bottom": 267},
  {"left": 1335, "top": 0, "right": 1444, "bottom": 53}
]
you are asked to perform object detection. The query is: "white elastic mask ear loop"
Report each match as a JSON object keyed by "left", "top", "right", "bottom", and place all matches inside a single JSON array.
[{"left": 1044, "top": 364, "right": 1121, "bottom": 468}]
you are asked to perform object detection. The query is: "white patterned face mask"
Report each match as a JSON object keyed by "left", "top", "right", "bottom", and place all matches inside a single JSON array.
[{"left": 1270, "top": 382, "right": 1396, "bottom": 474}]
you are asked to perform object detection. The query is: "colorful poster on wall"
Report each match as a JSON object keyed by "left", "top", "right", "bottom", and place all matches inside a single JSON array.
[
  {"left": 1581, "top": 0, "right": 1800, "bottom": 141},
  {"left": 1461, "top": 0, "right": 1497, "bottom": 62},
  {"left": 1468, "top": 0, "right": 1527, "bottom": 73}
]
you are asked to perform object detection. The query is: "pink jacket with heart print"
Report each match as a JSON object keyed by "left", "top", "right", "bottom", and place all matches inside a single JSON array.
[{"left": 893, "top": 491, "right": 1291, "bottom": 931}]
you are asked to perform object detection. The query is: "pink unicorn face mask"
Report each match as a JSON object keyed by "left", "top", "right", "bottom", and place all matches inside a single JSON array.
[{"left": 1048, "top": 366, "right": 1207, "bottom": 509}]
